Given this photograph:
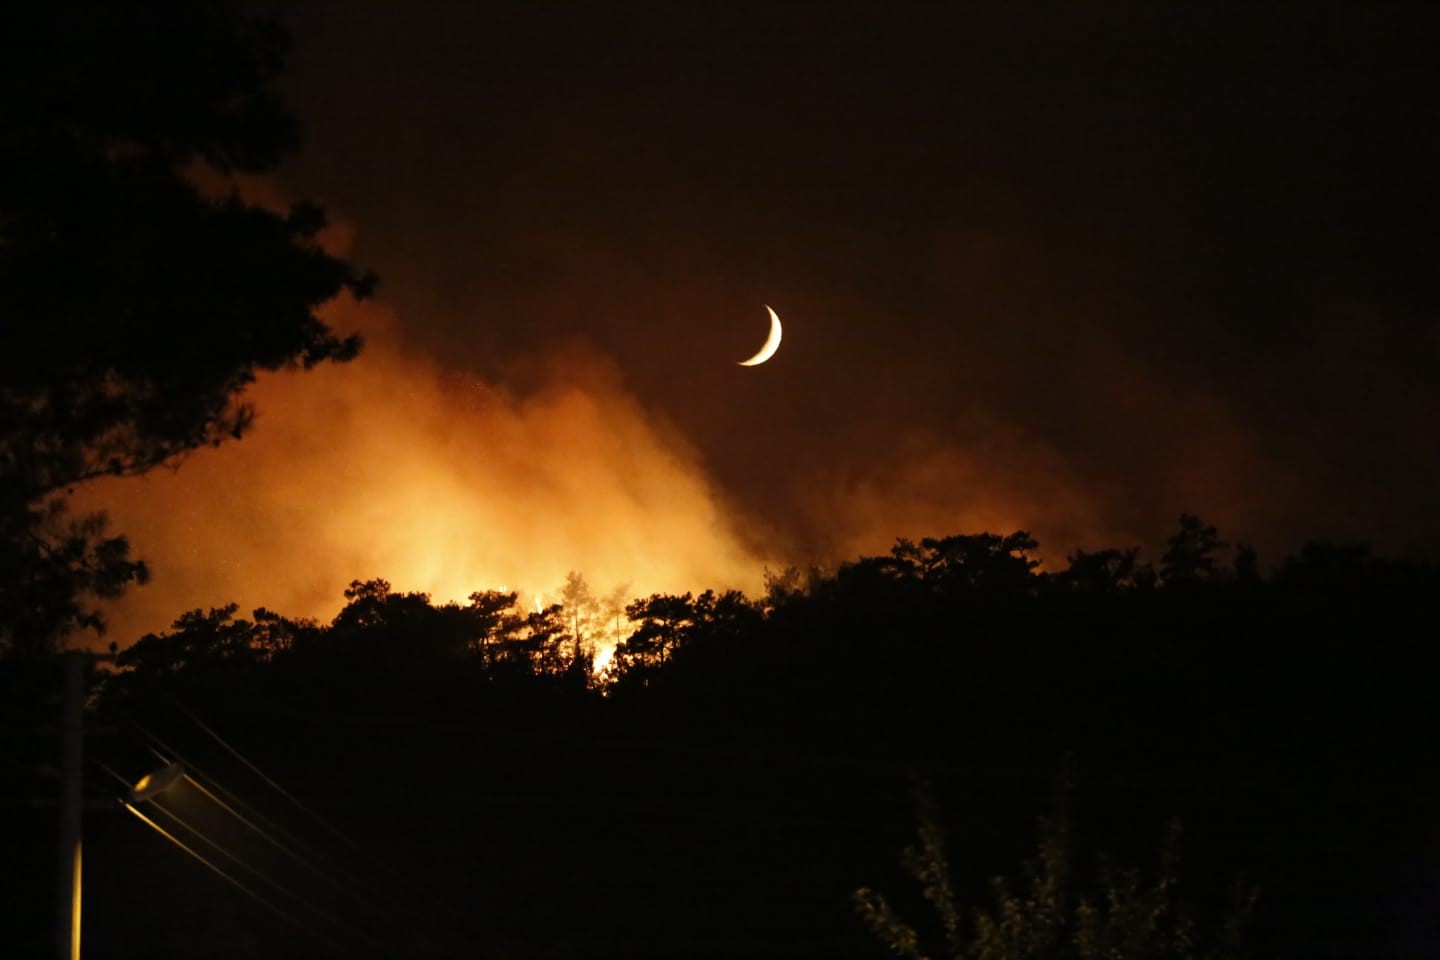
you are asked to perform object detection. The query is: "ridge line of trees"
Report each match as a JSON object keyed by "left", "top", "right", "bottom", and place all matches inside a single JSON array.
[{"left": 87, "top": 513, "right": 1437, "bottom": 708}]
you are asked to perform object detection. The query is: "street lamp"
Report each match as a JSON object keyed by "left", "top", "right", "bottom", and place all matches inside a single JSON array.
[
  {"left": 68, "top": 755, "right": 189, "bottom": 960},
  {"left": 128, "top": 762, "right": 185, "bottom": 804},
  {"left": 115, "top": 758, "right": 321, "bottom": 946}
]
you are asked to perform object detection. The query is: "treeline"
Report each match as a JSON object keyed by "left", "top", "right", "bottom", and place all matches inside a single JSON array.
[
  {"left": 98, "top": 513, "right": 1438, "bottom": 713},
  {"left": 22, "top": 514, "right": 1439, "bottom": 959}
]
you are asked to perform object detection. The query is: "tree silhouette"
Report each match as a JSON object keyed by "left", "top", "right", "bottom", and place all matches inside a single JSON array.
[
  {"left": 104, "top": 601, "right": 314, "bottom": 705},
  {"left": 855, "top": 772, "right": 1257, "bottom": 960},
  {"left": 1058, "top": 547, "right": 1148, "bottom": 594},
  {"left": 689, "top": 588, "right": 761, "bottom": 643},
  {"left": 617, "top": 592, "right": 696, "bottom": 675},
  {"left": 328, "top": 578, "right": 480, "bottom": 667},
  {"left": 0, "top": 502, "right": 150, "bottom": 658},
  {"left": 462, "top": 589, "right": 575, "bottom": 678},
  {"left": 1275, "top": 541, "right": 1372, "bottom": 590},
  {"left": 515, "top": 603, "right": 571, "bottom": 676},
  {"left": 1231, "top": 542, "right": 1261, "bottom": 586},
  {"left": 1159, "top": 514, "right": 1228, "bottom": 588},
  {"left": 465, "top": 588, "right": 521, "bottom": 666},
  {"left": 0, "top": 0, "right": 372, "bottom": 655},
  {"left": 888, "top": 532, "right": 1042, "bottom": 595}
]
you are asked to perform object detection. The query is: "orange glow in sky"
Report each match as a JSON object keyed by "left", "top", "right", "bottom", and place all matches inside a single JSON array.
[
  {"left": 65, "top": 188, "right": 1159, "bottom": 652},
  {"left": 74, "top": 294, "right": 773, "bottom": 649},
  {"left": 71, "top": 287, "right": 1154, "bottom": 652}
]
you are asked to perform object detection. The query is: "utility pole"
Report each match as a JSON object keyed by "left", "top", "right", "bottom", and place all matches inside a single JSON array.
[
  {"left": 56, "top": 649, "right": 85, "bottom": 960},
  {"left": 54, "top": 650, "right": 114, "bottom": 960}
]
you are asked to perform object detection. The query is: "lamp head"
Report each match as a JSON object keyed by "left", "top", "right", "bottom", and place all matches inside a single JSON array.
[{"left": 129, "top": 761, "right": 185, "bottom": 803}]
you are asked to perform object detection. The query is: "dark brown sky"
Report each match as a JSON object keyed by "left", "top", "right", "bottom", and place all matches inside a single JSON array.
[
  {"left": 88, "top": 0, "right": 1440, "bottom": 639},
  {"left": 270, "top": 0, "right": 1439, "bottom": 558}
]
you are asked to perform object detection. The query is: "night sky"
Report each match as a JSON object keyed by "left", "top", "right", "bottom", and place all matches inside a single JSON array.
[{"left": 83, "top": 0, "right": 1440, "bottom": 641}]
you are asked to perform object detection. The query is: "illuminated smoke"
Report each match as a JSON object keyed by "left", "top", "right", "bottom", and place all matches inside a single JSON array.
[
  {"left": 794, "top": 425, "right": 1121, "bottom": 569},
  {"left": 68, "top": 289, "right": 1263, "bottom": 650},
  {"left": 69, "top": 279, "right": 1325, "bottom": 653},
  {"left": 75, "top": 294, "right": 772, "bottom": 646},
  {"left": 66, "top": 201, "right": 1395, "bottom": 654}
]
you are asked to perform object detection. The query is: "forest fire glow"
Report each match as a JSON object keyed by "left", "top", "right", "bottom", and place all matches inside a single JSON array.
[
  {"left": 67, "top": 286, "right": 1157, "bottom": 654},
  {"left": 58, "top": 211, "right": 1262, "bottom": 654},
  {"left": 73, "top": 294, "right": 772, "bottom": 649}
]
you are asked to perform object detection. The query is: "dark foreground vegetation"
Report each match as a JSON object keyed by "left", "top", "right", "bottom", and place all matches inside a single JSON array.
[{"left": 4, "top": 518, "right": 1437, "bottom": 958}]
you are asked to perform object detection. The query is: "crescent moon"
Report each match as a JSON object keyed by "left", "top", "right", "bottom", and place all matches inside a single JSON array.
[{"left": 738, "top": 305, "right": 783, "bottom": 366}]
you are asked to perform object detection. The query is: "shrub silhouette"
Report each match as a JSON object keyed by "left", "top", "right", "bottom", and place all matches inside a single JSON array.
[{"left": 855, "top": 768, "right": 1256, "bottom": 960}]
